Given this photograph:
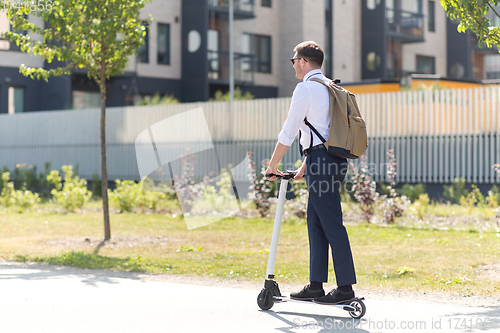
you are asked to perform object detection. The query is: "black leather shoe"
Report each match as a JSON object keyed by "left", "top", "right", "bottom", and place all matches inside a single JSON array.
[
  {"left": 290, "top": 284, "right": 325, "bottom": 300},
  {"left": 312, "top": 288, "right": 354, "bottom": 304}
]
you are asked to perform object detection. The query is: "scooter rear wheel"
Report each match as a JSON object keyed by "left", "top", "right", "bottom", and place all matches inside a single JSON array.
[
  {"left": 257, "top": 289, "right": 274, "bottom": 310},
  {"left": 348, "top": 298, "right": 366, "bottom": 319}
]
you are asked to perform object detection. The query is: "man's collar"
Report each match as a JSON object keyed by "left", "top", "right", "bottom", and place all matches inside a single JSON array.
[{"left": 303, "top": 69, "right": 323, "bottom": 82}]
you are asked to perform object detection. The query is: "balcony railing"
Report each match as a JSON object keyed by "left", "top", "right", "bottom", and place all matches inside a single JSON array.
[
  {"left": 386, "top": 8, "right": 424, "bottom": 42},
  {"left": 208, "top": 0, "right": 255, "bottom": 18},
  {"left": 387, "top": 68, "right": 414, "bottom": 81},
  {"left": 208, "top": 50, "right": 255, "bottom": 84}
]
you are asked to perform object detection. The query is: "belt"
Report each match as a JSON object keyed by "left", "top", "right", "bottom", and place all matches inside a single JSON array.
[{"left": 303, "top": 144, "right": 325, "bottom": 156}]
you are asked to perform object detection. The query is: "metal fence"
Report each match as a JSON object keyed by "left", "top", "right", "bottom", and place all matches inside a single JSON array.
[{"left": 0, "top": 86, "right": 499, "bottom": 184}]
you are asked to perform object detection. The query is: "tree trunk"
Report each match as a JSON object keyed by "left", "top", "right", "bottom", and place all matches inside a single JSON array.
[{"left": 100, "top": 61, "right": 111, "bottom": 240}]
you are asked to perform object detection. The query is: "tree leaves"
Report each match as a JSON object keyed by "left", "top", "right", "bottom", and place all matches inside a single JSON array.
[
  {"left": 441, "top": 0, "right": 500, "bottom": 51},
  {"left": 0, "top": 0, "right": 152, "bottom": 81}
]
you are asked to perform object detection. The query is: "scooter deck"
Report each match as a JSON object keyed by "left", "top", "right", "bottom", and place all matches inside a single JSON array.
[{"left": 273, "top": 296, "right": 362, "bottom": 312}]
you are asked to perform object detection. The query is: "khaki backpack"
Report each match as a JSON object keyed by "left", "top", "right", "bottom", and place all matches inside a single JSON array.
[{"left": 303, "top": 78, "right": 368, "bottom": 159}]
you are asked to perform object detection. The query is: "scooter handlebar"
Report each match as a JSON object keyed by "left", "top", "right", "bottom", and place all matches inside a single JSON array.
[{"left": 265, "top": 171, "right": 297, "bottom": 180}]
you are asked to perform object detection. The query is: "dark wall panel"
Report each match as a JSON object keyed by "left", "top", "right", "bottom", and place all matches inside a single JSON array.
[
  {"left": 181, "top": 0, "right": 209, "bottom": 102},
  {"left": 361, "top": 0, "right": 387, "bottom": 79}
]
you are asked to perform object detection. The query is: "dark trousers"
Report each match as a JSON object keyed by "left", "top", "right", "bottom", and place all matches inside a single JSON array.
[{"left": 304, "top": 148, "right": 357, "bottom": 286}]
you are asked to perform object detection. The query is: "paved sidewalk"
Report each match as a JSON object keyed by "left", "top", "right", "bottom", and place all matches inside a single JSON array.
[{"left": 0, "top": 261, "right": 499, "bottom": 333}]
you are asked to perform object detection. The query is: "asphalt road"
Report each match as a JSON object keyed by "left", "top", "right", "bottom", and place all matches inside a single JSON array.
[{"left": 0, "top": 261, "right": 499, "bottom": 333}]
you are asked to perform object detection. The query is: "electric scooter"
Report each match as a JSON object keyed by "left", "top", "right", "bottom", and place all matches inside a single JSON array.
[{"left": 256, "top": 171, "right": 366, "bottom": 319}]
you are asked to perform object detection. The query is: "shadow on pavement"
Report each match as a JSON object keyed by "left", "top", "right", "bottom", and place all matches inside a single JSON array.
[
  {"left": 261, "top": 310, "right": 369, "bottom": 333},
  {"left": 445, "top": 307, "right": 500, "bottom": 331},
  {"left": 0, "top": 260, "right": 145, "bottom": 287}
]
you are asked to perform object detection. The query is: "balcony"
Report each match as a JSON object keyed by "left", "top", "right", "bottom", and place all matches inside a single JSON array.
[
  {"left": 208, "top": 0, "right": 255, "bottom": 19},
  {"left": 208, "top": 50, "right": 255, "bottom": 84},
  {"left": 386, "top": 8, "right": 424, "bottom": 43}
]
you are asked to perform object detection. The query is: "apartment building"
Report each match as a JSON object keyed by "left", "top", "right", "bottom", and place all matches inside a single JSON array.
[{"left": 0, "top": 0, "right": 498, "bottom": 114}]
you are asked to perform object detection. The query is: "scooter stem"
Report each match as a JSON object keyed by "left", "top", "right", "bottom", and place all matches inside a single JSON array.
[{"left": 265, "top": 178, "right": 289, "bottom": 279}]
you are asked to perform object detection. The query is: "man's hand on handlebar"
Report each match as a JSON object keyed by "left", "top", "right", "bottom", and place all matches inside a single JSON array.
[{"left": 263, "top": 163, "right": 284, "bottom": 181}]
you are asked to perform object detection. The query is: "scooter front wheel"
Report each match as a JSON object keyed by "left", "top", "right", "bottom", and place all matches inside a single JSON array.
[{"left": 257, "top": 289, "right": 274, "bottom": 310}]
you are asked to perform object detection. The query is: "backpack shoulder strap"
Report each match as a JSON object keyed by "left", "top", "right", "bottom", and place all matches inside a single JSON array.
[
  {"left": 304, "top": 78, "right": 332, "bottom": 144},
  {"left": 304, "top": 117, "right": 326, "bottom": 143},
  {"left": 309, "top": 77, "right": 329, "bottom": 86}
]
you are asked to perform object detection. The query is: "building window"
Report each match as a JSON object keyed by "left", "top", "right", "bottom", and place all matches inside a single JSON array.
[
  {"left": 417, "top": 0, "right": 423, "bottom": 13},
  {"left": 416, "top": 55, "right": 435, "bottom": 74},
  {"left": 245, "top": 33, "right": 272, "bottom": 73},
  {"left": 72, "top": 91, "right": 100, "bottom": 109},
  {"left": 366, "top": 0, "right": 381, "bottom": 10},
  {"left": 157, "top": 23, "right": 170, "bottom": 65},
  {"left": 8, "top": 87, "right": 24, "bottom": 114},
  {"left": 208, "top": 29, "right": 220, "bottom": 80},
  {"left": 428, "top": 0, "right": 435, "bottom": 32},
  {"left": 138, "top": 22, "right": 149, "bottom": 63},
  {"left": 261, "top": 0, "right": 272, "bottom": 7},
  {"left": 7, "top": 14, "right": 28, "bottom": 51},
  {"left": 0, "top": 11, "right": 10, "bottom": 50}
]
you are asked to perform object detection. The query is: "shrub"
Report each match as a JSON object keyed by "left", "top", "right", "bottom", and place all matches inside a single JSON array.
[
  {"left": 47, "top": 165, "right": 92, "bottom": 211},
  {"left": 288, "top": 188, "right": 308, "bottom": 219},
  {"left": 0, "top": 167, "right": 8, "bottom": 192},
  {"left": 378, "top": 149, "right": 410, "bottom": 223},
  {"left": 13, "top": 164, "right": 38, "bottom": 192},
  {"left": 413, "top": 193, "right": 430, "bottom": 220},
  {"left": 108, "top": 180, "right": 140, "bottom": 212},
  {"left": 0, "top": 172, "right": 40, "bottom": 211},
  {"left": 1, "top": 172, "right": 17, "bottom": 207},
  {"left": 287, "top": 159, "right": 308, "bottom": 219},
  {"left": 209, "top": 87, "right": 254, "bottom": 102},
  {"left": 91, "top": 173, "right": 102, "bottom": 198},
  {"left": 172, "top": 149, "right": 212, "bottom": 213},
  {"left": 487, "top": 185, "right": 500, "bottom": 208},
  {"left": 197, "top": 167, "right": 237, "bottom": 212},
  {"left": 459, "top": 184, "right": 485, "bottom": 209},
  {"left": 136, "top": 93, "right": 180, "bottom": 105},
  {"left": 350, "top": 155, "right": 379, "bottom": 223},
  {"left": 15, "top": 189, "right": 41, "bottom": 210},
  {"left": 38, "top": 162, "right": 53, "bottom": 198},
  {"left": 400, "top": 183, "right": 427, "bottom": 203},
  {"left": 248, "top": 151, "right": 274, "bottom": 217},
  {"left": 109, "top": 179, "right": 170, "bottom": 213},
  {"left": 492, "top": 164, "right": 500, "bottom": 223},
  {"left": 443, "top": 177, "right": 468, "bottom": 204}
]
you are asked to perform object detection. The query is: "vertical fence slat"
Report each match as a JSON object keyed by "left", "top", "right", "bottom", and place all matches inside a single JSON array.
[
  {"left": 375, "top": 93, "right": 381, "bottom": 182},
  {"left": 466, "top": 89, "right": 472, "bottom": 183},
  {"left": 451, "top": 89, "right": 456, "bottom": 181},
  {"left": 491, "top": 87, "right": 498, "bottom": 183},
  {"left": 478, "top": 88, "right": 484, "bottom": 183},
  {"left": 438, "top": 89, "right": 444, "bottom": 183},
  {"left": 405, "top": 91, "right": 411, "bottom": 183},
  {"left": 444, "top": 89, "right": 450, "bottom": 183},
  {"left": 483, "top": 88, "right": 489, "bottom": 183},
  {"left": 424, "top": 90, "right": 431, "bottom": 183}
]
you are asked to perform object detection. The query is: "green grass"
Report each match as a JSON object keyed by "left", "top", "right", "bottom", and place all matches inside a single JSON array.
[
  {"left": 1, "top": 202, "right": 500, "bottom": 297},
  {"left": 423, "top": 202, "right": 497, "bottom": 218}
]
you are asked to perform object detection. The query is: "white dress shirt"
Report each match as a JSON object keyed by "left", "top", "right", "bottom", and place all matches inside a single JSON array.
[{"left": 278, "top": 69, "right": 330, "bottom": 149}]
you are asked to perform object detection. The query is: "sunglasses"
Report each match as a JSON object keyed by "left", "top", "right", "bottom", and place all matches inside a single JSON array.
[{"left": 290, "top": 57, "right": 308, "bottom": 65}]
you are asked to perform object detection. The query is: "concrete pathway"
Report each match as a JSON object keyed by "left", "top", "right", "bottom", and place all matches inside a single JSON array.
[{"left": 0, "top": 261, "right": 499, "bottom": 333}]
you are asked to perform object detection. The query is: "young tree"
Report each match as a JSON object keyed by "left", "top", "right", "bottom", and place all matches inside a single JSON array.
[
  {"left": 2, "top": 0, "right": 151, "bottom": 240},
  {"left": 440, "top": 0, "right": 500, "bottom": 49}
]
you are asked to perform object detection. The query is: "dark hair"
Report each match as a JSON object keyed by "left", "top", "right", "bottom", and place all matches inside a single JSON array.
[{"left": 293, "top": 41, "right": 324, "bottom": 67}]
